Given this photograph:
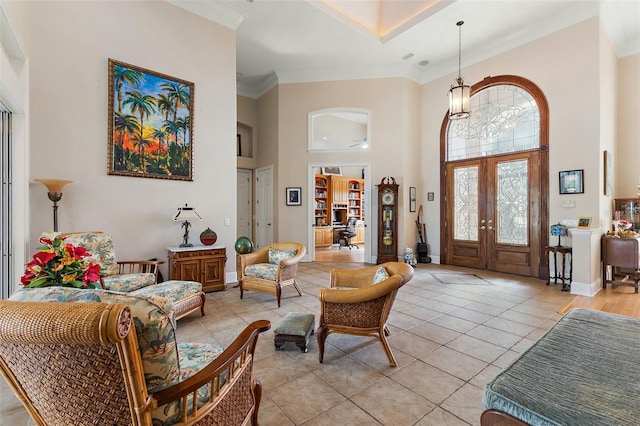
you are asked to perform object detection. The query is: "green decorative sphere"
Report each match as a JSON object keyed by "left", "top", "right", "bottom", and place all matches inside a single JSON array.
[{"left": 234, "top": 236, "right": 254, "bottom": 254}]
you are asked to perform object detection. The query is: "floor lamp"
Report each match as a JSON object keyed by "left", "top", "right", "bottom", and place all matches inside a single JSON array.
[{"left": 35, "top": 179, "right": 72, "bottom": 232}]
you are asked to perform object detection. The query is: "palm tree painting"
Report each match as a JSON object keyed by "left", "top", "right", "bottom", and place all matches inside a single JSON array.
[{"left": 108, "top": 59, "right": 194, "bottom": 181}]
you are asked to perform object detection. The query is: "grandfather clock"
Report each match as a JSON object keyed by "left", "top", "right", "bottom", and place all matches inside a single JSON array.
[{"left": 377, "top": 176, "right": 399, "bottom": 264}]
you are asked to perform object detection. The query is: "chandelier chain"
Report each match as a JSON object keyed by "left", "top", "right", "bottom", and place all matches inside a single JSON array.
[{"left": 457, "top": 20, "right": 464, "bottom": 80}]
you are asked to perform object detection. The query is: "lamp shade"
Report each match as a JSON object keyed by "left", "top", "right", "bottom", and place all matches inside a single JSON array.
[
  {"left": 550, "top": 223, "right": 568, "bottom": 247},
  {"left": 449, "top": 81, "right": 470, "bottom": 119},
  {"left": 35, "top": 179, "right": 72, "bottom": 194},
  {"left": 550, "top": 224, "right": 569, "bottom": 237},
  {"left": 173, "top": 204, "right": 201, "bottom": 221}
]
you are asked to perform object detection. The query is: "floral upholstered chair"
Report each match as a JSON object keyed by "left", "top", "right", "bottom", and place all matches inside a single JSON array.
[
  {"left": 61, "top": 231, "right": 163, "bottom": 292},
  {"left": 31, "top": 232, "right": 204, "bottom": 320},
  {"left": 317, "top": 262, "right": 413, "bottom": 367},
  {"left": 239, "top": 242, "right": 306, "bottom": 307},
  {"left": 3, "top": 288, "right": 270, "bottom": 425}
]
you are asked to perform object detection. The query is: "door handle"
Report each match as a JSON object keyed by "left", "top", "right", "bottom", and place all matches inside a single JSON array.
[{"left": 480, "top": 226, "right": 486, "bottom": 230}]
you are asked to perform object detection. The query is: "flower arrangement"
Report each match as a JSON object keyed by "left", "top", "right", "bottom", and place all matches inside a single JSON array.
[
  {"left": 612, "top": 211, "right": 636, "bottom": 237},
  {"left": 21, "top": 232, "right": 102, "bottom": 289}
]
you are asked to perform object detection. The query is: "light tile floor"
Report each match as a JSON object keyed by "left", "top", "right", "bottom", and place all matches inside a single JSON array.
[{"left": 0, "top": 262, "right": 572, "bottom": 425}]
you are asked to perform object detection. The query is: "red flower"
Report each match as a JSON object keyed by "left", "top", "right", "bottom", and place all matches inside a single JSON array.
[
  {"left": 66, "top": 243, "right": 90, "bottom": 260},
  {"left": 83, "top": 262, "right": 101, "bottom": 285},
  {"left": 32, "top": 251, "right": 56, "bottom": 266},
  {"left": 20, "top": 271, "right": 34, "bottom": 285}
]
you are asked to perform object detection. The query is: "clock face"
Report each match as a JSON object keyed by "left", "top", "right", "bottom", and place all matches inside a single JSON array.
[{"left": 382, "top": 190, "right": 394, "bottom": 205}]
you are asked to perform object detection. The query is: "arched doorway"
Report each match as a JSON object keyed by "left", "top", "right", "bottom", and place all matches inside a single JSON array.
[{"left": 440, "top": 75, "right": 549, "bottom": 278}]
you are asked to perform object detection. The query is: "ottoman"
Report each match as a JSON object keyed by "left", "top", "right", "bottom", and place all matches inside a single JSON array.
[{"left": 274, "top": 312, "right": 315, "bottom": 352}]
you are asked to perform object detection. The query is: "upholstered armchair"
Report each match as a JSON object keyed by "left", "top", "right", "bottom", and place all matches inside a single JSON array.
[
  {"left": 61, "top": 231, "right": 163, "bottom": 292},
  {"left": 0, "top": 291, "right": 270, "bottom": 425},
  {"left": 317, "top": 262, "right": 413, "bottom": 367},
  {"left": 239, "top": 242, "right": 306, "bottom": 307}
]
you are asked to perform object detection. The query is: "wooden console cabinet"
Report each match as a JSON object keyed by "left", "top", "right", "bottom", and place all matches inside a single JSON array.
[{"left": 168, "top": 246, "right": 227, "bottom": 292}]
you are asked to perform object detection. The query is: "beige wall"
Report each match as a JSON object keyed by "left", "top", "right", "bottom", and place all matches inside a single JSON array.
[
  {"left": 598, "top": 19, "right": 619, "bottom": 231},
  {"left": 6, "top": 1, "right": 238, "bottom": 286},
  {"left": 275, "top": 78, "right": 421, "bottom": 261},
  {"left": 421, "top": 18, "right": 609, "bottom": 259}
]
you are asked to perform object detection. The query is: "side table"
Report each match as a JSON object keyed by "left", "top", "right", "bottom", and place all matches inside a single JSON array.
[
  {"left": 544, "top": 245, "right": 572, "bottom": 291},
  {"left": 168, "top": 245, "right": 227, "bottom": 292}
]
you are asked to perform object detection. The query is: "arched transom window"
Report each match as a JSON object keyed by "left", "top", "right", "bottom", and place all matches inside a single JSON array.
[{"left": 447, "top": 84, "right": 540, "bottom": 161}]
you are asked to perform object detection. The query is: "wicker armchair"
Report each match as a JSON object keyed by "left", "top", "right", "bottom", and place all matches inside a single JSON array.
[
  {"left": 317, "top": 262, "right": 413, "bottom": 367},
  {"left": 0, "top": 299, "right": 270, "bottom": 425},
  {"left": 239, "top": 242, "right": 306, "bottom": 307},
  {"left": 61, "top": 231, "right": 163, "bottom": 292}
]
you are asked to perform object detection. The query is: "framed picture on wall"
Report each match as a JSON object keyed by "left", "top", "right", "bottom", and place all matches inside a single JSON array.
[
  {"left": 409, "top": 186, "right": 416, "bottom": 212},
  {"left": 286, "top": 187, "right": 301, "bottom": 206},
  {"left": 108, "top": 59, "right": 194, "bottom": 181},
  {"left": 577, "top": 216, "right": 592, "bottom": 229},
  {"left": 559, "top": 169, "right": 584, "bottom": 194},
  {"left": 322, "top": 167, "right": 342, "bottom": 176}
]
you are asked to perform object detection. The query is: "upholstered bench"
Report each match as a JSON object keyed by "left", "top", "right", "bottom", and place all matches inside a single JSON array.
[
  {"left": 482, "top": 308, "right": 640, "bottom": 425},
  {"left": 274, "top": 312, "right": 315, "bottom": 352}
]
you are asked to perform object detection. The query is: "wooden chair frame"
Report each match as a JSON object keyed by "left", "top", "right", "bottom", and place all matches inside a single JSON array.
[
  {"left": 239, "top": 242, "right": 306, "bottom": 307},
  {"left": 317, "top": 262, "right": 413, "bottom": 367},
  {"left": 0, "top": 300, "right": 269, "bottom": 425}
]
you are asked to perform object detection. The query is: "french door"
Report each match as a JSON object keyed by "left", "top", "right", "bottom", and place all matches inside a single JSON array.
[{"left": 444, "top": 150, "right": 541, "bottom": 277}]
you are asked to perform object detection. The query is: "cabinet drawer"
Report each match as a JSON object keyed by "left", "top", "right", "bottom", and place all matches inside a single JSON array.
[{"left": 171, "top": 248, "right": 225, "bottom": 259}]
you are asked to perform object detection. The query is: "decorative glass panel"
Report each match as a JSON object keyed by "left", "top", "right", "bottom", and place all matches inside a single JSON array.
[
  {"left": 447, "top": 85, "right": 539, "bottom": 161},
  {"left": 496, "top": 159, "right": 528, "bottom": 245},
  {"left": 453, "top": 166, "right": 478, "bottom": 241}
]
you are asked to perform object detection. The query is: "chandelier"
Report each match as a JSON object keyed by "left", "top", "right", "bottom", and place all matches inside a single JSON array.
[{"left": 449, "top": 21, "right": 470, "bottom": 120}]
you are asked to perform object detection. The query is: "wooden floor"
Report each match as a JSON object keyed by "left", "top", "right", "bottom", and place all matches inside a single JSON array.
[
  {"left": 558, "top": 282, "right": 640, "bottom": 319},
  {"left": 314, "top": 245, "right": 365, "bottom": 263}
]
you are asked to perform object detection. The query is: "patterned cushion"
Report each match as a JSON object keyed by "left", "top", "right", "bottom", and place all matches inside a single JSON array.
[
  {"left": 245, "top": 263, "right": 278, "bottom": 281},
  {"left": 9, "top": 287, "right": 180, "bottom": 395},
  {"left": 153, "top": 342, "right": 226, "bottom": 425},
  {"left": 132, "top": 280, "right": 201, "bottom": 303},
  {"left": 268, "top": 248, "right": 297, "bottom": 265},
  {"left": 63, "top": 232, "right": 119, "bottom": 277},
  {"left": 373, "top": 266, "right": 390, "bottom": 284},
  {"left": 102, "top": 273, "right": 156, "bottom": 292}
]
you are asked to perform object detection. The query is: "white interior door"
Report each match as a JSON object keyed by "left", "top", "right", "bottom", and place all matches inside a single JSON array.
[
  {"left": 255, "top": 166, "right": 273, "bottom": 248},
  {"left": 237, "top": 169, "right": 252, "bottom": 241}
]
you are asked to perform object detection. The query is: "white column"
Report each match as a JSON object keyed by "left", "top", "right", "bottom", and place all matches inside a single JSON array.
[{"left": 568, "top": 228, "right": 603, "bottom": 296}]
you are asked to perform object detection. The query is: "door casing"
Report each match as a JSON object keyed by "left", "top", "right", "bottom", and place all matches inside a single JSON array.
[{"left": 439, "top": 75, "right": 549, "bottom": 278}]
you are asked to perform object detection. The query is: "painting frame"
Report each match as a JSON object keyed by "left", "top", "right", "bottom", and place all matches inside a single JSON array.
[
  {"left": 559, "top": 169, "right": 584, "bottom": 195},
  {"left": 108, "top": 59, "right": 194, "bottom": 181},
  {"left": 286, "top": 187, "right": 302, "bottom": 206},
  {"left": 322, "top": 166, "right": 342, "bottom": 176},
  {"left": 409, "top": 186, "right": 416, "bottom": 212},
  {"left": 604, "top": 150, "right": 612, "bottom": 196},
  {"left": 577, "top": 216, "right": 592, "bottom": 229}
]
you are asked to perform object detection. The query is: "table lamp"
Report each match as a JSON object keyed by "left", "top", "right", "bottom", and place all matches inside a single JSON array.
[
  {"left": 550, "top": 223, "right": 568, "bottom": 247},
  {"left": 173, "top": 204, "right": 201, "bottom": 247},
  {"left": 35, "top": 179, "right": 72, "bottom": 232}
]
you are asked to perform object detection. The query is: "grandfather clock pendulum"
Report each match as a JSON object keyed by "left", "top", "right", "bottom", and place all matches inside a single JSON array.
[{"left": 377, "top": 176, "right": 399, "bottom": 264}]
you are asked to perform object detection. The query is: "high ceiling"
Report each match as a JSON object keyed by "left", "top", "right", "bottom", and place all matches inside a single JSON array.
[{"left": 171, "top": 0, "right": 640, "bottom": 98}]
